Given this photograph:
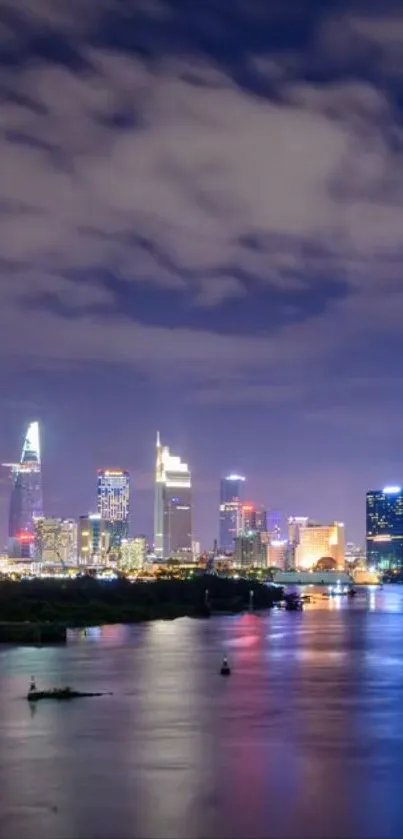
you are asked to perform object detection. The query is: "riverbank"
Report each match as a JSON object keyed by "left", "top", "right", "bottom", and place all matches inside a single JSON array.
[{"left": 0, "top": 576, "right": 283, "bottom": 631}]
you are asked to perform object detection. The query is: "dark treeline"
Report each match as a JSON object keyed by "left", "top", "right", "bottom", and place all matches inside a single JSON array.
[{"left": 0, "top": 576, "right": 282, "bottom": 626}]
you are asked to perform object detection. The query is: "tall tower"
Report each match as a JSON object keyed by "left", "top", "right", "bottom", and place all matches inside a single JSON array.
[
  {"left": 219, "top": 474, "right": 245, "bottom": 552},
  {"left": 97, "top": 469, "right": 130, "bottom": 549},
  {"left": 367, "top": 486, "right": 403, "bottom": 571},
  {"left": 3, "top": 421, "right": 43, "bottom": 558},
  {"left": 154, "top": 431, "right": 164, "bottom": 558},
  {"left": 153, "top": 433, "right": 192, "bottom": 559}
]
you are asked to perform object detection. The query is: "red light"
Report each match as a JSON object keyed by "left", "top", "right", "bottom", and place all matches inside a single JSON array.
[
  {"left": 17, "top": 532, "right": 34, "bottom": 542},
  {"left": 242, "top": 504, "right": 255, "bottom": 512}
]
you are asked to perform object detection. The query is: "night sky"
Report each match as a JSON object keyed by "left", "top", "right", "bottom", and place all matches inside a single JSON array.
[{"left": 0, "top": 0, "right": 403, "bottom": 549}]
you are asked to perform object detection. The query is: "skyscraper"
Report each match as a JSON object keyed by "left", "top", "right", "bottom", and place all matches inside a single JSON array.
[
  {"left": 240, "top": 504, "right": 267, "bottom": 534},
  {"left": 219, "top": 474, "right": 245, "bottom": 551},
  {"left": 154, "top": 432, "right": 192, "bottom": 559},
  {"left": 78, "top": 514, "right": 109, "bottom": 564},
  {"left": 367, "top": 486, "right": 403, "bottom": 571},
  {"left": 4, "top": 421, "right": 43, "bottom": 558},
  {"left": 97, "top": 469, "right": 130, "bottom": 549}
]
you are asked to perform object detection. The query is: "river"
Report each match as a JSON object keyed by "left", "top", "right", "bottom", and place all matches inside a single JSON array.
[{"left": 1, "top": 585, "right": 403, "bottom": 838}]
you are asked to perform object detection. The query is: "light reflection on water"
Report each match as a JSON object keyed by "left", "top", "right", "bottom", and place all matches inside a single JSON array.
[{"left": 2, "top": 586, "right": 403, "bottom": 838}]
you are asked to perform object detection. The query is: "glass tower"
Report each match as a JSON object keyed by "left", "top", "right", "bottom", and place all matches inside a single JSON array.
[
  {"left": 219, "top": 474, "right": 245, "bottom": 552},
  {"left": 366, "top": 487, "right": 403, "bottom": 571},
  {"left": 4, "top": 421, "right": 43, "bottom": 557},
  {"left": 154, "top": 432, "right": 192, "bottom": 559},
  {"left": 97, "top": 469, "right": 130, "bottom": 549}
]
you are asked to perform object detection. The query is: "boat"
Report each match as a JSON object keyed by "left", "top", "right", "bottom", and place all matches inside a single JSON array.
[
  {"left": 284, "top": 593, "right": 303, "bottom": 611},
  {"left": 27, "top": 677, "right": 111, "bottom": 702},
  {"left": 220, "top": 656, "right": 231, "bottom": 676}
]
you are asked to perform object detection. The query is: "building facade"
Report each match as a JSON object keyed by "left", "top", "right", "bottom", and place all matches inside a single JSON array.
[
  {"left": 233, "top": 532, "right": 266, "bottom": 569},
  {"left": 4, "top": 421, "right": 43, "bottom": 558},
  {"left": 367, "top": 487, "right": 403, "bottom": 570},
  {"left": 219, "top": 474, "right": 245, "bottom": 551},
  {"left": 119, "top": 536, "right": 147, "bottom": 571},
  {"left": 267, "top": 539, "right": 289, "bottom": 570},
  {"left": 154, "top": 433, "right": 192, "bottom": 559},
  {"left": 97, "top": 469, "right": 129, "bottom": 548},
  {"left": 78, "top": 514, "right": 109, "bottom": 564},
  {"left": 294, "top": 521, "right": 345, "bottom": 570}
]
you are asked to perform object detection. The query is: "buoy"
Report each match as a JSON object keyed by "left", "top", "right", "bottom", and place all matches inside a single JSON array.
[{"left": 220, "top": 656, "right": 231, "bottom": 676}]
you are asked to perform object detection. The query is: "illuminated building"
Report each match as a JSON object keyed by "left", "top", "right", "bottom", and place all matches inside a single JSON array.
[
  {"left": 367, "top": 487, "right": 403, "bottom": 570},
  {"left": 287, "top": 516, "right": 309, "bottom": 570},
  {"left": 294, "top": 521, "right": 345, "bottom": 570},
  {"left": 219, "top": 474, "right": 245, "bottom": 551},
  {"left": 233, "top": 532, "right": 266, "bottom": 569},
  {"left": 267, "top": 510, "right": 281, "bottom": 541},
  {"left": 255, "top": 506, "right": 267, "bottom": 533},
  {"left": 97, "top": 469, "right": 129, "bottom": 549},
  {"left": 119, "top": 536, "right": 147, "bottom": 570},
  {"left": 267, "top": 539, "right": 289, "bottom": 570},
  {"left": 34, "top": 517, "right": 78, "bottom": 566},
  {"left": 241, "top": 504, "right": 268, "bottom": 534},
  {"left": 78, "top": 514, "right": 109, "bottom": 564},
  {"left": 154, "top": 432, "right": 192, "bottom": 559},
  {"left": 3, "top": 421, "right": 43, "bottom": 558}
]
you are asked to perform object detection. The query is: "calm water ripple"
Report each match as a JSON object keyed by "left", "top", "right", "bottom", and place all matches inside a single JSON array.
[{"left": 1, "top": 585, "right": 403, "bottom": 838}]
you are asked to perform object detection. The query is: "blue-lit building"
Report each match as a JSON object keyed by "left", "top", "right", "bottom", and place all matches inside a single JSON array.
[
  {"left": 219, "top": 474, "right": 245, "bottom": 552},
  {"left": 366, "top": 486, "right": 403, "bottom": 570},
  {"left": 4, "top": 421, "right": 43, "bottom": 558},
  {"left": 97, "top": 469, "right": 130, "bottom": 550}
]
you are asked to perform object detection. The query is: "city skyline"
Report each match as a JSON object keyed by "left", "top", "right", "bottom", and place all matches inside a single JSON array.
[
  {"left": 2, "top": 418, "right": 402, "bottom": 553},
  {"left": 1, "top": 1, "right": 403, "bottom": 556}
]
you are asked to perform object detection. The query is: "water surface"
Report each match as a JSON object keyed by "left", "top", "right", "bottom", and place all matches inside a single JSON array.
[{"left": 1, "top": 585, "right": 403, "bottom": 838}]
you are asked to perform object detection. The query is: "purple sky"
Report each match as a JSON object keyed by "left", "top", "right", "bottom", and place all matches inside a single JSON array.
[{"left": 1, "top": 0, "right": 403, "bottom": 548}]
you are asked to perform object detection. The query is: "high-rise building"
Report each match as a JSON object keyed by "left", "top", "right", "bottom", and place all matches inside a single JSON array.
[
  {"left": 287, "top": 516, "right": 309, "bottom": 569},
  {"left": 3, "top": 421, "right": 43, "bottom": 558},
  {"left": 233, "top": 532, "right": 266, "bottom": 569},
  {"left": 34, "top": 517, "right": 62, "bottom": 563},
  {"left": 97, "top": 469, "right": 129, "bottom": 549},
  {"left": 34, "top": 517, "right": 78, "bottom": 566},
  {"left": 219, "top": 474, "right": 245, "bottom": 551},
  {"left": 78, "top": 514, "right": 109, "bottom": 565},
  {"left": 267, "top": 539, "right": 289, "bottom": 570},
  {"left": 154, "top": 433, "right": 192, "bottom": 559},
  {"left": 294, "top": 521, "right": 345, "bottom": 571},
  {"left": 241, "top": 503, "right": 267, "bottom": 534},
  {"left": 267, "top": 510, "right": 282, "bottom": 541},
  {"left": 367, "top": 487, "right": 403, "bottom": 570},
  {"left": 119, "top": 536, "right": 147, "bottom": 571}
]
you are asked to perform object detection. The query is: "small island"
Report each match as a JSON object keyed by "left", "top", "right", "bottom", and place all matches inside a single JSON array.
[{"left": 0, "top": 575, "right": 283, "bottom": 642}]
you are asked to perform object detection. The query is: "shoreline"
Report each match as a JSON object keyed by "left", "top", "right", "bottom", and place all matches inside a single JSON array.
[{"left": 0, "top": 575, "right": 282, "bottom": 642}]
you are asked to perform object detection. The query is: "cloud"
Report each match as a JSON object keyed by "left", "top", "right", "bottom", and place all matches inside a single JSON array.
[{"left": 1, "top": 0, "right": 403, "bottom": 395}]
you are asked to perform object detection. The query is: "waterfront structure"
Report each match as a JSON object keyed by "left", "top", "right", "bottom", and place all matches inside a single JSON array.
[
  {"left": 119, "top": 536, "right": 147, "bottom": 571},
  {"left": 233, "top": 532, "right": 266, "bottom": 569},
  {"left": 78, "top": 514, "right": 109, "bottom": 564},
  {"left": 294, "top": 521, "right": 345, "bottom": 570},
  {"left": 97, "top": 469, "right": 129, "bottom": 549},
  {"left": 367, "top": 486, "right": 403, "bottom": 570},
  {"left": 154, "top": 433, "right": 192, "bottom": 559},
  {"left": 219, "top": 474, "right": 245, "bottom": 551},
  {"left": 3, "top": 421, "right": 43, "bottom": 558}
]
